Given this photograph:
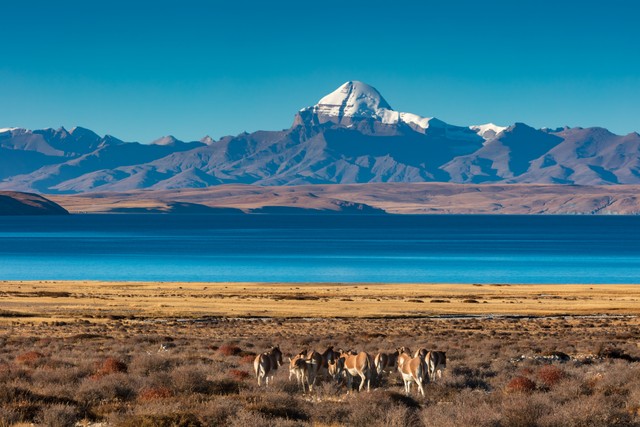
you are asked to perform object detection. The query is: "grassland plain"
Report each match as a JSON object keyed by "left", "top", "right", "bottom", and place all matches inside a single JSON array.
[{"left": 2, "top": 281, "right": 640, "bottom": 426}]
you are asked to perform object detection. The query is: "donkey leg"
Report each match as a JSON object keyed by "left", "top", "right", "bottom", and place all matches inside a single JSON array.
[{"left": 416, "top": 377, "right": 425, "bottom": 397}]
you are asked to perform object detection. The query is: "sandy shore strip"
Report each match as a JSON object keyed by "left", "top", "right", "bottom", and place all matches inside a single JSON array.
[{"left": 1, "top": 281, "right": 639, "bottom": 322}]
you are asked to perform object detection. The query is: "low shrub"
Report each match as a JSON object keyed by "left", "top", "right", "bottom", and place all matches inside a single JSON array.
[
  {"left": 219, "top": 345, "right": 242, "bottom": 357},
  {"left": 245, "top": 392, "right": 309, "bottom": 422},
  {"left": 197, "top": 397, "right": 242, "bottom": 425},
  {"left": 229, "top": 369, "right": 250, "bottom": 381},
  {"left": 501, "top": 395, "right": 549, "bottom": 427},
  {"left": 170, "top": 365, "right": 210, "bottom": 394},
  {"left": 210, "top": 379, "right": 241, "bottom": 395},
  {"left": 537, "top": 365, "right": 565, "bottom": 388},
  {"left": 36, "top": 404, "right": 78, "bottom": 427},
  {"left": 76, "top": 373, "right": 137, "bottom": 404},
  {"left": 15, "top": 351, "right": 45, "bottom": 366},
  {"left": 505, "top": 376, "right": 537, "bottom": 393},
  {"left": 130, "top": 354, "right": 171, "bottom": 376},
  {"left": 240, "top": 354, "right": 255, "bottom": 365},
  {"left": 116, "top": 412, "right": 202, "bottom": 427},
  {"left": 0, "top": 406, "right": 21, "bottom": 426},
  {"left": 96, "top": 357, "right": 128, "bottom": 376},
  {"left": 138, "top": 386, "right": 173, "bottom": 401}
]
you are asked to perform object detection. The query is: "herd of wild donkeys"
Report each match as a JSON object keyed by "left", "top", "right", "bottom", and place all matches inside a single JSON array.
[{"left": 253, "top": 346, "right": 447, "bottom": 396}]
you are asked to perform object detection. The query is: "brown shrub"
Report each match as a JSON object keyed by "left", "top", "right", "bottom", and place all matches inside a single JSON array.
[
  {"left": 518, "top": 367, "right": 534, "bottom": 376},
  {"left": 501, "top": 395, "right": 550, "bottom": 427},
  {"left": 346, "top": 391, "right": 399, "bottom": 426},
  {"left": 76, "top": 373, "right": 137, "bottom": 404},
  {"left": 210, "top": 379, "right": 241, "bottom": 395},
  {"left": 245, "top": 392, "right": 309, "bottom": 422},
  {"left": 170, "top": 365, "right": 210, "bottom": 394},
  {"left": 226, "top": 408, "right": 273, "bottom": 427},
  {"left": 240, "top": 354, "right": 255, "bottom": 365},
  {"left": 421, "top": 389, "right": 500, "bottom": 427},
  {"left": 116, "top": 412, "right": 202, "bottom": 427},
  {"left": 238, "top": 350, "right": 257, "bottom": 358},
  {"left": 138, "top": 386, "right": 173, "bottom": 401},
  {"left": 229, "top": 369, "right": 250, "bottom": 381},
  {"left": 537, "top": 365, "right": 565, "bottom": 388},
  {"left": 0, "top": 405, "right": 21, "bottom": 426},
  {"left": 97, "top": 357, "right": 128, "bottom": 376},
  {"left": 36, "top": 403, "right": 78, "bottom": 427},
  {"left": 15, "top": 351, "right": 45, "bottom": 366},
  {"left": 219, "top": 345, "right": 242, "bottom": 357},
  {"left": 506, "top": 376, "right": 537, "bottom": 393},
  {"left": 197, "top": 397, "right": 242, "bottom": 425},
  {"left": 129, "top": 354, "right": 172, "bottom": 376}
]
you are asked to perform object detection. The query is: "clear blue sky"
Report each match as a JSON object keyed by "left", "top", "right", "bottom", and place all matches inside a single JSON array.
[{"left": 1, "top": 0, "right": 639, "bottom": 142}]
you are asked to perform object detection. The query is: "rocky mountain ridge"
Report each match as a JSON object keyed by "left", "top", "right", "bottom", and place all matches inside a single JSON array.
[{"left": 1, "top": 81, "right": 639, "bottom": 193}]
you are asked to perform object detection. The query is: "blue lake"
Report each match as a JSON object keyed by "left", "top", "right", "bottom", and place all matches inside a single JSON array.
[{"left": 0, "top": 214, "right": 638, "bottom": 283}]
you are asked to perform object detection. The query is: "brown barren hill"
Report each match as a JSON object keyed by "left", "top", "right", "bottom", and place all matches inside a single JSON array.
[
  {"left": 49, "top": 182, "right": 640, "bottom": 214},
  {"left": 0, "top": 191, "right": 69, "bottom": 215}
]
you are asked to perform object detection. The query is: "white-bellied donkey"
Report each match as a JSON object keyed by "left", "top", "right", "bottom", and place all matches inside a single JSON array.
[
  {"left": 333, "top": 350, "right": 374, "bottom": 393},
  {"left": 397, "top": 347, "right": 427, "bottom": 396},
  {"left": 253, "top": 346, "right": 283, "bottom": 387}
]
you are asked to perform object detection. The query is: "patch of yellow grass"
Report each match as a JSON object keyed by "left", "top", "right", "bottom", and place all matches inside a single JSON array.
[{"left": 1, "top": 281, "right": 640, "bottom": 323}]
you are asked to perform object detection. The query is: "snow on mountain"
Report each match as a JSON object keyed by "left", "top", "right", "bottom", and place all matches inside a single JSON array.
[
  {"left": 298, "top": 81, "right": 480, "bottom": 142},
  {"left": 200, "top": 135, "right": 215, "bottom": 145},
  {"left": 151, "top": 135, "right": 180, "bottom": 146},
  {"left": 312, "top": 80, "right": 392, "bottom": 118},
  {"left": 150, "top": 135, "right": 206, "bottom": 149},
  {"left": 0, "top": 127, "right": 20, "bottom": 134},
  {"left": 301, "top": 81, "right": 440, "bottom": 129},
  {"left": 470, "top": 123, "right": 508, "bottom": 140}
]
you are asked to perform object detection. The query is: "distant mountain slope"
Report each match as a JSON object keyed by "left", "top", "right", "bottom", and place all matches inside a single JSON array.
[
  {"left": 0, "top": 191, "right": 69, "bottom": 215},
  {"left": 1, "top": 81, "right": 639, "bottom": 193}
]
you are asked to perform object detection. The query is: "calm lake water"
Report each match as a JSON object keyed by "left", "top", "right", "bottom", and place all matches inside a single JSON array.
[{"left": 0, "top": 214, "right": 638, "bottom": 283}]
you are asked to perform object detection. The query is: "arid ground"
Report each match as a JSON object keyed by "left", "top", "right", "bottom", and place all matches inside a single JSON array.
[
  {"left": 2, "top": 282, "right": 640, "bottom": 426},
  {"left": 48, "top": 182, "right": 640, "bottom": 214}
]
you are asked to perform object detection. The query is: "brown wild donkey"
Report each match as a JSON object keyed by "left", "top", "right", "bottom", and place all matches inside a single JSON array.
[
  {"left": 426, "top": 350, "right": 447, "bottom": 381},
  {"left": 288, "top": 352, "right": 311, "bottom": 393},
  {"left": 333, "top": 350, "right": 374, "bottom": 392},
  {"left": 397, "top": 347, "right": 427, "bottom": 396},
  {"left": 253, "top": 346, "right": 283, "bottom": 386}
]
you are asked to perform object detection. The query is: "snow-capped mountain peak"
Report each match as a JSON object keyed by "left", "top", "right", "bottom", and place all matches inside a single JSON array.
[
  {"left": 152, "top": 135, "right": 180, "bottom": 146},
  {"left": 0, "top": 127, "right": 21, "bottom": 134},
  {"left": 470, "top": 123, "right": 508, "bottom": 140},
  {"left": 200, "top": 135, "right": 215, "bottom": 145},
  {"left": 300, "top": 81, "right": 442, "bottom": 130},
  {"left": 313, "top": 80, "right": 392, "bottom": 118},
  {"left": 296, "top": 81, "right": 482, "bottom": 144}
]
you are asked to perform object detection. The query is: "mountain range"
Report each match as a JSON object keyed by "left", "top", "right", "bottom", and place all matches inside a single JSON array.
[{"left": 1, "top": 81, "right": 639, "bottom": 194}]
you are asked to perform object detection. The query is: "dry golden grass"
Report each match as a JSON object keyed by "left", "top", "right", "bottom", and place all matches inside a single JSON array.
[{"left": 1, "top": 281, "right": 640, "bottom": 324}]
